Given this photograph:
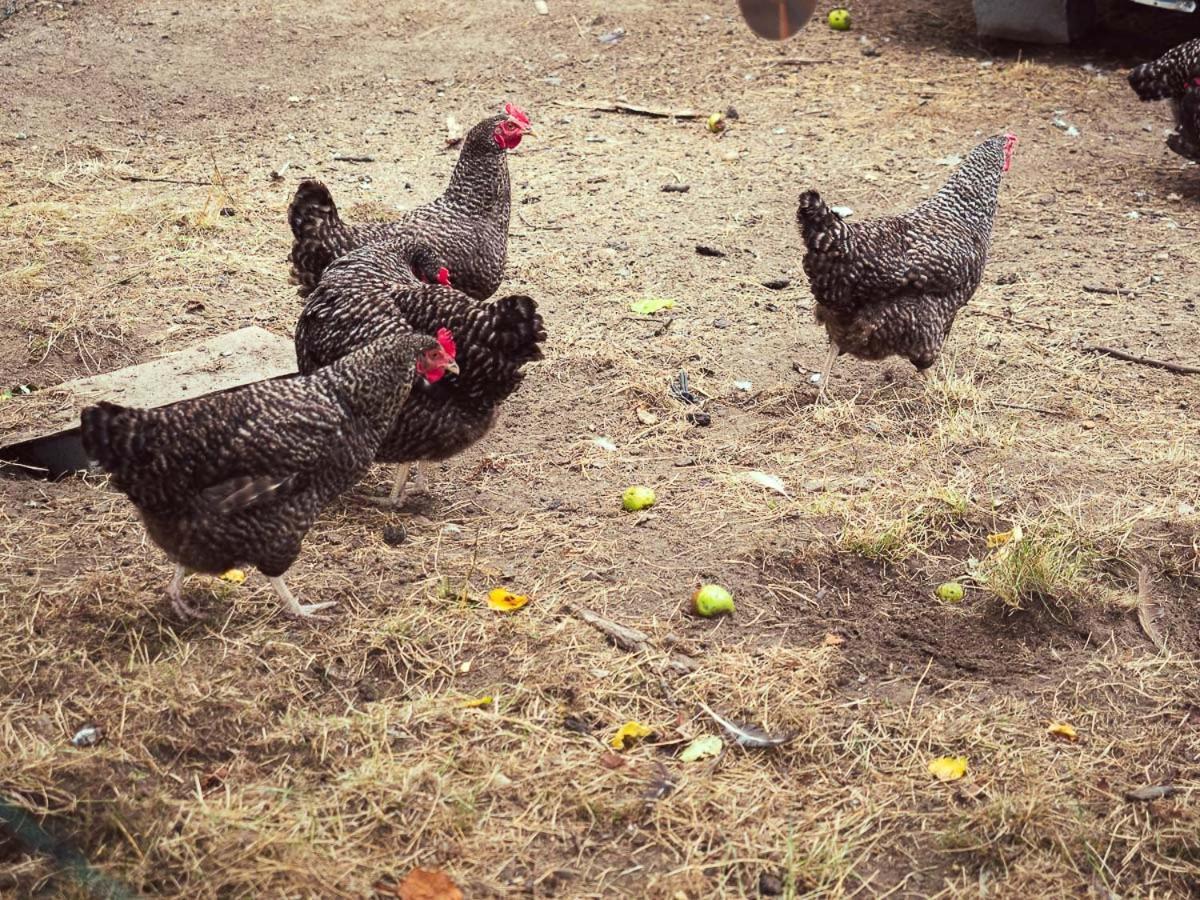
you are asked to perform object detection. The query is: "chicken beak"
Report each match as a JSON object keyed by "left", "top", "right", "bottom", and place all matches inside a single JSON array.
[
  {"left": 521, "top": 127, "right": 536, "bottom": 139},
  {"left": 442, "top": 359, "right": 460, "bottom": 377}
]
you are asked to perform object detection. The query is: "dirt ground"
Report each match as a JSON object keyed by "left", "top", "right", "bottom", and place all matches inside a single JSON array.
[{"left": 2, "top": 0, "right": 1200, "bottom": 897}]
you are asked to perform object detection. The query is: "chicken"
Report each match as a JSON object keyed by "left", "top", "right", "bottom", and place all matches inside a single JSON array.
[
  {"left": 80, "top": 332, "right": 458, "bottom": 619},
  {"left": 1129, "top": 39, "right": 1200, "bottom": 162},
  {"left": 794, "top": 133, "right": 1017, "bottom": 401},
  {"left": 288, "top": 103, "right": 532, "bottom": 301},
  {"left": 295, "top": 235, "right": 546, "bottom": 507}
]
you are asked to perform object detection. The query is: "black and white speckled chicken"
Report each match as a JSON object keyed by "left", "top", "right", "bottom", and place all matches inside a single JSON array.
[
  {"left": 295, "top": 235, "right": 546, "bottom": 507},
  {"left": 288, "top": 103, "right": 532, "bottom": 301},
  {"left": 795, "top": 133, "right": 1017, "bottom": 401},
  {"left": 80, "top": 333, "right": 457, "bottom": 619},
  {"left": 1129, "top": 39, "right": 1200, "bottom": 161}
]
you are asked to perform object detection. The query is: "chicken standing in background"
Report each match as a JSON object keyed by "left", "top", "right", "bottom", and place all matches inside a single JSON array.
[
  {"left": 295, "top": 235, "right": 545, "bottom": 508},
  {"left": 795, "top": 133, "right": 1017, "bottom": 402},
  {"left": 80, "top": 333, "right": 457, "bottom": 619},
  {"left": 288, "top": 103, "right": 532, "bottom": 300},
  {"left": 1129, "top": 38, "right": 1200, "bottom": 162}
]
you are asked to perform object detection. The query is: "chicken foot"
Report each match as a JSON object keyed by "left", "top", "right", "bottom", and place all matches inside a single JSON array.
[
  {"left": 268, "top": 576, "right": 337, "bottom": 618},
  {"left": 166, "top": 563, "right": 204, "bottom": 619},
  {"left": 364, "top": 461, "right": 433, "bottom": 509},
  {"left": 814, "top": 342, "right": 840, "bottom": 404}
]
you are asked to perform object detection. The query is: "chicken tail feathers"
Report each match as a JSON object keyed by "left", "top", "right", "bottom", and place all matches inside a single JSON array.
[
  {"left": 1129, "top": 59, "right": 1176, "bottom": 101},
  {"left": 483, "top": 294, "right": 547, "bottom": 362},
  {"left": 80, "top": 401, "right": 156, "bottom": 482},
  {"left": 288, "top": 180, "right": 352, "bottom": 298},
  {"left": 796, "top": 190, "right": 850, "bottom": 253}
]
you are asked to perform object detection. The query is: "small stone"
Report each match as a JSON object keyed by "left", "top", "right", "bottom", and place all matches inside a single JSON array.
[
  {"left": 713, "top": 318, "right": 731, "bottom": 329},
  {"left": 762, "top": 278, "right": 791, "bottom": 290},
  {"left": 802, "top": 479, "right": 826, "bottom": 493},
  {"left": 674, "top": 456, "right": 696, "bottom": 467},
  {"left": 15, "top": 131, "right": 28, "bottom": 140},
  {"left": 382, "top": 524, "right": 407, "bottom": 545},
  {"left": 686, "top": 411, "right": 711, "bottom": 427},
  {"left": 759, "top": 873, "right": 784, "bottom": 896},
  {"left": 71, "top": 725, "right": 103, "bottom": 747}
]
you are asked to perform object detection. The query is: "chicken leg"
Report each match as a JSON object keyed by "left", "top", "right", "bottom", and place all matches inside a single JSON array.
[
  {"left": 814, "top": 342, "right": 840, "bottom": 404},
  {"left": 268, "top": 576, "right": 337, "bottom": 618},
  {"left": 166, "top": 563, "right": 203, "bottom": 619}
]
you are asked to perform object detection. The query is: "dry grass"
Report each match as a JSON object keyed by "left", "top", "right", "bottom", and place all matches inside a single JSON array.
[{"left": 3, "top": 0, "right": 1200, "bottom": 897}]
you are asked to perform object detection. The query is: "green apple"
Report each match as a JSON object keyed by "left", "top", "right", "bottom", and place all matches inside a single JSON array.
[
  {"left": 622, "top": 485, "right": 656, "bottom": 512},
  {"left": 828, "top": 8, "right": 851, "bottom": 30},
  {"left": 693, "top": 584, "right": 735, "bottom": 617}
]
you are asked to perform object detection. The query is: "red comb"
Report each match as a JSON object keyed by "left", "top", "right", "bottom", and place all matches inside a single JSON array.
[
  {"left": 436, "top": 266, "right": 451, "bottom": 286},
  {"left": 436, "top": 327, "right": 457, "bottom": 359},
  {"left": 504, "top": 102, "right": 530, "bottom": 127}
]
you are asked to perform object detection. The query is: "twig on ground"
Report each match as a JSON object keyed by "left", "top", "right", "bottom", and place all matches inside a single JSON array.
[
  {"left": 120, "top": 175, "right": 213, "bottom": 186},
  {"left": 557, "top": 100, "right": 702, "bottom": 119},
  {"left": 1083, "top": 345, "right": 1200, "bottom": 375},
  {"left": 758, "top": 57, "right": 832, "bottom": 66},
  {"left": 567, "top": 604, "right": 698, "bottom": 673},
  {"left": 1083, "top": 283, "right": 1137, "bottom": 296}
]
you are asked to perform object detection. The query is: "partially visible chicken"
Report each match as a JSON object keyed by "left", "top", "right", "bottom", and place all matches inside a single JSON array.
[
  {"left": 80, "top": 332, "right": 457, "bottom": 619},
  {"left": 1168, "top": 87, "right": 1200, "bottom": 161},
  {"left": 795, "top": 133, "right": 1017, "bottom": 401},
  {"left": 295, "top": 235, "right": 546, "bottom": 507},
  {"left": 288, "top": 103, "right": 531, "bottom": 301},
  {"left": 1129, "top": 39, "right": 1200, "bottom": 161}
]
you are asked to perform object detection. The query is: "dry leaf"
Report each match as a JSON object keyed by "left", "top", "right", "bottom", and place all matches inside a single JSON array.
[
  {"left": 928, "top": 755, "right": 968, "bottom": 782},
  {"left": 636, "top": 407, "right": 659, "bottom": 426},
  {"left": 1048, "top": 721, "right": 1078, "bottom": 742},
  {"left": 679, "top": 734, "right": 723, "bottom": 762},
  {"left": 219, "top": 569, "right": 246, "bottom": 584},
  {"left": 598, "top": 750, "right": 626, "bottom": 769},
  {"left": 486, "top": 588, "right": 529, "bottom": 612},
  {"left": 630, "top": 297, "right": 675, "bottom": 315},
  {"left": 394, "top": 866, "right": 463, "bottom": 900},
  {"left": 986, "top": 525, "right": 1023, "bottom": 548},
  {"left": 445, "top": 115, "right": 463, "bottom": 148},
  {"left": 822, "top": 633, "right": 845, "bottom": 647},
  {"left": 461, "top": 695, "right": 493, "bottom": 709},
  {"left": 610, "top": 720, "right": 653, "bottom": 750}
]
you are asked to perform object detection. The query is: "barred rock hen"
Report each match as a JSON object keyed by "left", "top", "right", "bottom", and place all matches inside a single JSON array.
[
  {"left": 795, "top": 133, "right": 1017, "bottom": 401},
  {"left": 1128, "top": 39, "right": 1200, "bottom": 162},
  {"left": 289, "top": 103, "right": 532, "bottom": 301},
  {"left": 80, "top": 333, "right": 457, "bottom": 618},
  {"left": 295, "top": 235, "right": 546, "bottom": 507}
]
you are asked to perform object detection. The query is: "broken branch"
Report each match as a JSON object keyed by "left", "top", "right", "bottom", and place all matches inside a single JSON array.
[
  {"left": 557, "top": 100, "right": 702, "bottom": 119},
  {"left": 1083, "top": 345, "right": 1200, "bottom": 375}
]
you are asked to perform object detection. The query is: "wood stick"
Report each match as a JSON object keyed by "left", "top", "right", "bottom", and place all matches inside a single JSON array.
[
  {"left": 1083, "top": 345, "right": 1200, "bottom": 375},
  {"left": 332, "top": 154, "right": 375, "bottom": 163},
  {"left": 557, "top": 99, "right": 702, "bottom": 119},
  {"left": 759, "top": 57, "right": 832, "bottom": 66},
  {"left": 1082, "top": 283, "right": 1136, "bottom": 296},
  {"left": 568, "top": 604, "right": 649, "bottom": 652},
  {"left": 120, "top": 175, "right": 212, "bottom": 186}
]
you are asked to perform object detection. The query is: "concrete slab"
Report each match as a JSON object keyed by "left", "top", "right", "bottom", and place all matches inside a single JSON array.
[
  {"left": 973, "top": 0, "right": 1095, "bottom": 43},
  {"left": 1, "top": 326, "right": 297, "bottom": 477}
]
